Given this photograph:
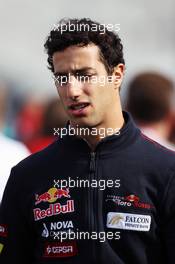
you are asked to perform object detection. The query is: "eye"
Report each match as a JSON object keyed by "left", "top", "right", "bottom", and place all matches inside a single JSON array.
[
  {"left": 75, "top": 73, "right": 94, "bottom": 82},
  {"left": 53, "top": 75, "right": 68, "bottom": 86}
]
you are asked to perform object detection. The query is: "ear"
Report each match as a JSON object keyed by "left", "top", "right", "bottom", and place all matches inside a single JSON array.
[{"left": 113, "top": 63, "right": 125, "bottom": 89}]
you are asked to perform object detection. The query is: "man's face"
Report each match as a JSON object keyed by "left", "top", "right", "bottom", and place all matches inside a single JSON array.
[{"left": 52, "top": 44, "right": 124, "bottom": 128}]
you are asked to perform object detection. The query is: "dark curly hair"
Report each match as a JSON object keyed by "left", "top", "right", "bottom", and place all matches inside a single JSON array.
[{"left": 44, "top": 18, "right": 125, "bottom": 75}]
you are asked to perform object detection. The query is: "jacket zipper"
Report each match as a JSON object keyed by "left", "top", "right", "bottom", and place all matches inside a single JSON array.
[{"left": 89, "top": 151, "right": 97, "bottom": 262}]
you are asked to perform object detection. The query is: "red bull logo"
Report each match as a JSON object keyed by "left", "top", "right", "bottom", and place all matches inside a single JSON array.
[
  {"left": 35, "top": 187, "right": 70, "bottom": 205},
  {"left": 34, "top": 200, "right": 74, "bottom": 221}
]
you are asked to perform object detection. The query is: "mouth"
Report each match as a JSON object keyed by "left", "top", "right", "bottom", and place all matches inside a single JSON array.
[
  {"left": 68, "top": 102, "right": 90, "bottom": 110},
  {"left": 68, "top": 102, "right": 91, "bottom": 116}
]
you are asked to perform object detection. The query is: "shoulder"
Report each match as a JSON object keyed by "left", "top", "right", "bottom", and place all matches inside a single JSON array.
[
  {"left": 1, "top": 139, "right": 62, "bottom": 199},
  {"left": 14, "top": 138, "right": 61, "bottom": 172},
  {"left": 137, "top": 132, "right": 175, "bottom": 172}
]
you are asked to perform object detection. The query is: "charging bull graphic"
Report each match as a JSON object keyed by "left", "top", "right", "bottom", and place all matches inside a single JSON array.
[{"left": 35, "top": 187, "right": 70, "bottom": 205}]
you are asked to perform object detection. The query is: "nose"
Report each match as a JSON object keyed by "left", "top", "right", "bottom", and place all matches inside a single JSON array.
[{"left": 66, "top": 75, "right": 83, "bottom": 100}]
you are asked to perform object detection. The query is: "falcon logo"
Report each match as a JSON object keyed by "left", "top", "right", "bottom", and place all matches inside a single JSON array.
[
  {"left": 107, "top": 212, "right": 151, "bottom": 231},
  {"left": 108, "top": 215, "right": 124, "bottom": 225}
]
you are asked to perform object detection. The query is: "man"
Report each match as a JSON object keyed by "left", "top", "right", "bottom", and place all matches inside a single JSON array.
[
  {"left": 126, "top": 72, "right": 175, "bottom": 150},
  {"left": 0, "top": 18, "right": 175, "bottom": 264}
]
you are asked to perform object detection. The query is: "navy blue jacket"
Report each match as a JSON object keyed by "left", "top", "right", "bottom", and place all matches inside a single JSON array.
[{"left": 0, "top": 112, "right": 175, "bottom": 264}]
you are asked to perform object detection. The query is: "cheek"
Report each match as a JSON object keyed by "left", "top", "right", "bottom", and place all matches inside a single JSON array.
[
  {"left": 99, "top": 85, "right": 112, "bottom": 104},
  {"left": 82, "top": 84, "right": 93, "bottom": 96},
  {"left": 57, "top": 88, "right": 65, "bottom": 100},
  {"left": 56, "top": 90, "right": 67, "bottom": 110}
]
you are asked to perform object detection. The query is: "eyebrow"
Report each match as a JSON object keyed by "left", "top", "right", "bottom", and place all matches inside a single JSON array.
[{"left": 54, "top": 67, "right": 96, "bottom": 77}]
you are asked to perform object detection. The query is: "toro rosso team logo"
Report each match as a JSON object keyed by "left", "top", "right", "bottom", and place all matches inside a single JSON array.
[
  {"left": 106, "top": 194, "right": 154, "bottom": 209},
  {"left": 125, "top": 195, "right": 140, "bottom": 203},
  {"left": 35, "top": 187, "right": 70, "bottom": 205}
]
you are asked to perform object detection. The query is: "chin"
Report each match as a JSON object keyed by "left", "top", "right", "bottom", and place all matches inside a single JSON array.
[{"left": 70, "top": 117, "right": 94, "bottom": 128}]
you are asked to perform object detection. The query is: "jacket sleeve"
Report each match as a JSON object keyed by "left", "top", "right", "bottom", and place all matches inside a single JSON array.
[
  {"left": 0, "top": 167, "right": 35, "bottom": 263},
  {"left": 162, "top": 164, "right": 175, "bottom": 263}
]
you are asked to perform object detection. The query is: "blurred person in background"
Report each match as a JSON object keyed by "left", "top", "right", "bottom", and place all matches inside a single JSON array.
[
  {"left": 126, "top": 72, "right": 175, "bottom": 150},
  {"left": 0, "top": 85, "right": 30, "bottom": 201},
  {"left": 15, "top": 97, "right": 44, "bottom": 144},
  {"left": 26, "top": 98, "right": 68, "bottom": 153}
]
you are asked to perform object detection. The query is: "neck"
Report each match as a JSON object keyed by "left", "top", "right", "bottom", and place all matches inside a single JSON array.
[{"left": 70, "top": 102, "right": 124, "bottom": 151}]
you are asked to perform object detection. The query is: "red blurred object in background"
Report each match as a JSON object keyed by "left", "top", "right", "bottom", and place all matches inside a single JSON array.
[
  {"left": 16, "top": 97, "right": 68, "bottom": 153},
  {"left": 16, "top": 99, "right": 44, "bottom": 143}
]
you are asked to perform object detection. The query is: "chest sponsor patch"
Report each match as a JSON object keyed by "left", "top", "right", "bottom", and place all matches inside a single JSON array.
[
  {"left": 41, "top": 221, "right": 74, "bottom": 238},
  {"left": 0, "top": 225, "right": 8, "bottom": 237},
  {"left": 107, "top": 212, "right": 151, "bottom": 232},
  {"left": 43, "top": 241, "right": 77, "bottom": 258},
  {"left": 35, "top": 187, "right": 70, "bottom": 205},
  {"left": 0, "top": 243, "right": 4, "bottom": 254},
  {"left": 33, "top": 200, "right": 75, "bottom": 221},
  {"left": 106, "top": 194, "right": 154, "bottom": 210}
]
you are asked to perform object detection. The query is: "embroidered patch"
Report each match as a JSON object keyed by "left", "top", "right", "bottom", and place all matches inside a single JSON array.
[
  {"left": 107, "top": 212, "right": 151, "bottom": 231},
  {"left": 41, "top": 221, "right": 74, "bottom": 238},
  {"left": 106, "top": 194, "right": 154, "bottom": 210},
  {"left": 0, "top": 225, "right": 8, "bottom": 237},
  {"left": 33, "top": 200, "right": 75, "bottom": 221},
  {"left": 43, "top": 241, "right": 77, "bottom": 258},
  {"left": 35, "top": 187, "right": 70, "bottom": 205},
  {"left": 0, "top": 243, "right": 4, "bottom": 254}
]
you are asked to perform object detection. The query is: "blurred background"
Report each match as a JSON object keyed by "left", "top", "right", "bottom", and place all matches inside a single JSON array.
[
  {"left": 0, "top": 0, "right": 175, "bottom": 184},
  {"left": 0, "top": 0, "right": 175, "bottom": 199}
]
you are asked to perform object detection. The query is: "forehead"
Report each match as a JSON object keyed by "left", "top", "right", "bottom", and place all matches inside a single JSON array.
[{"left": 52, "top": 44, "right": 101, "bottom": 72}]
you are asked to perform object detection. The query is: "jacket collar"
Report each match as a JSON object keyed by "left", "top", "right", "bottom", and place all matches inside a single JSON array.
[{"left": 61, "top": 111, "right": 140, "bottom": 157}]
